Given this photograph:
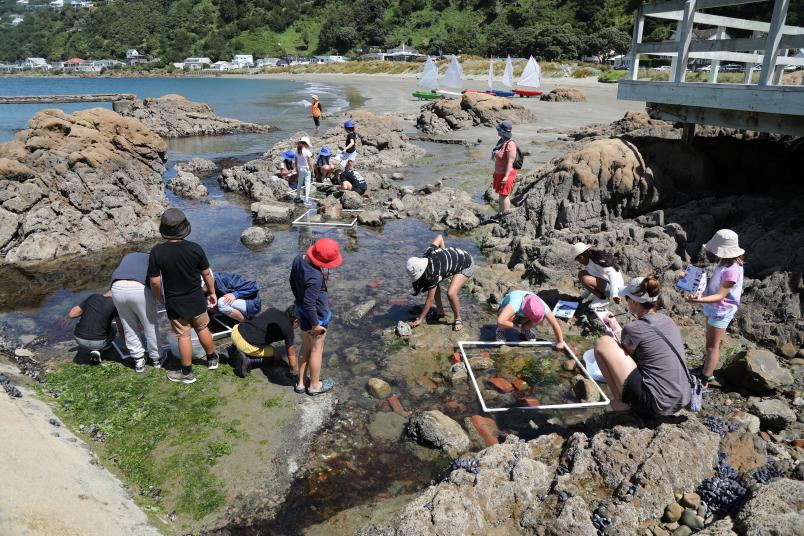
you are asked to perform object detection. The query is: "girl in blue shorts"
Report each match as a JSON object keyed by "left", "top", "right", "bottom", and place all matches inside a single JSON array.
[{"left": 495, "top": 290, "right": 565, "bottom": 349}]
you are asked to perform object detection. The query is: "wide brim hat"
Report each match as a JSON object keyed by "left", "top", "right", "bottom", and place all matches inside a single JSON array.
[
  {"left": 496, "top": 120, "right": 513, "bottom": 136},
  {"left": 319, "top": 146, "right": 332, "bottom": 157},
  {"left": 704, "top": 229, "right": 744, "bottom": 259},
  {"left": 618, "top": 277, "right": 658, "bottom": 304},
  {"left": 159, "top": 207, "right": 191, "bottom": 240},
  {"left": 406, "top": 257, "right": 428, "bottom": 282},
  {"left": 521, "top": 294, "right": 546, "bottom": 324},
  {"left": 569, "top": 242, "right": 591, "bottom": 260},
  {"left": 282, "top": 150, "right": 296, "bottom": 160},
  {"left": 343, "top": 120, "right": 355, "bottom": 128},
  {"left": 307, "top": 237, "right": 343, "bottom": 269},
  {"left": 311, "top": 94, "right": 319, "bottom": 100},
  {"left": 299, "top": 136, "right": 311, "bottom": 147}
]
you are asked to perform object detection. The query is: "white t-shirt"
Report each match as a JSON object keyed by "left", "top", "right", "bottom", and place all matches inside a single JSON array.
[{"left": 295, "top": 148, "right": 312, "bottom": 171}]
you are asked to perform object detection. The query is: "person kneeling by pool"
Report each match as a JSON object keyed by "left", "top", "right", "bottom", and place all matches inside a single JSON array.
[
  {"left": 337, "top": 159, "right": 368, "bottom": 196},
  {"left": 407, "top": 234, "right": 474, "bottom": 332},
  {"left": 496, "top": 290, "right": 565, "bottom": 349},
  {"left": 228, "top": 305, "right": 299, "bottom": 379}
]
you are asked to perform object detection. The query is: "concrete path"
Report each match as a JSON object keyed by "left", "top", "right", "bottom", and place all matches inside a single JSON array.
[{"left": 0, "top": 364, "right": 160, "bottom": 536}]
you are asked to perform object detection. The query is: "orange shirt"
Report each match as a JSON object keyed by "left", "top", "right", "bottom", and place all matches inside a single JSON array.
[
  {"left": 493, "top": 139, "right": 516, "bottom": 175},
  {"left": 311, "top": 101, "right": 321, "bottom": 118}
]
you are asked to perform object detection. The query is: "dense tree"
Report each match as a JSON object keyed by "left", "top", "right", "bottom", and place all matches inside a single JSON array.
[{"left": 585, "top": 27, "right": 631, "bottom": 62}]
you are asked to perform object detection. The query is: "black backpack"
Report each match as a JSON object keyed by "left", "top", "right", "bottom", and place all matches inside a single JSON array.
[{"left": 507, "top": 140, "right": 524, "bottom": 170}]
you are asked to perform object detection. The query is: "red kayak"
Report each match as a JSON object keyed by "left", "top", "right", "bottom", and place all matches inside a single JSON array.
[{"left": 514, "top": 89, "right": 543, "bottom": 98}]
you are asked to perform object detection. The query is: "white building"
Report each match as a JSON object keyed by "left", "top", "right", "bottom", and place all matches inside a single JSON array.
[
  {"left": 70, "top": 0, "right": 93, "bottom": 7},
  {"left": 95, "top": 59, "right": 123, "bottom": 68},
  {"left": 232, "top": 54, "right": 254, "bottom": 67},
  {"left": 77, "top": 62, "right": 102, "bottom": 72},
  {"left": 11, "top": 14, "right": 24, "bottom": 25},
  {"left": 255, "top": 58, "right": 280, "bottom": 68},
  {"left": 183, "top": 57, "right": 212, "bottom": 70},
  {"left": 49, "top": 0, "right": 64, "bottom": 9},
  {"left": 16, "top": 0, "right": 29, "bottom": 5},
  {"left": 22, "top": 57, "right": 50, "bottom": 70},
  {"left": 212, "top": 60, "right": 239, "bottom": 71},
  {"left": 313, "top": 55, "right": 347, "bottom": 64}
]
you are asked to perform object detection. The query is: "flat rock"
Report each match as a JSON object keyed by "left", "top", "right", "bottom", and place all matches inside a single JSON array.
[
  {"left": 250, "top": 202, "right": 295, "bottom": 224},
  {"left": 748, "top": 397, "right": 796, "bottom": 431},
  {"left": 367, "top": 378, "right": 392, "bottom": 400},
  {"left": 395, "top": 321, "right": 412, "bottom": 337},
  {"left": 358, "top": 210, "right": 384, "bottom": 226},
  {"left": 176, "top": 157, "right": 217, "bottom": 174},
  {"left": 406, "top": 410, "right": 471, "bottom": 457},
  {"left": 720, "top": 430, "right": 766, "bottom": 472},
  {"left": 368, "top": 411, "right": 407, "bottom": 443},
  {"left": 735, "top": 478, "right": 804, "bottom": 536},
  {"left": 348, "top": 299, "right": 376, "bottom": 322},
  {"left": 721, "top": 349, "right": 794, "bottom": 392},
  {"left": 239, "top": 226, "right": 273, "bottom": 249},
  {"left": 165, "top": 170, "right": 208, "bottom": 200},
  {"left": 540, "top": 87, "right": 588, "bottom": 102}
]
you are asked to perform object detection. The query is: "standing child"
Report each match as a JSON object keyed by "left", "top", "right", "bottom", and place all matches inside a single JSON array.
[
  {"left": 406, "top": 234, "right": 475, "bottom": 332},
  {"left": 685, "top": 229, "right": 744, "bottom": 385},
  {"left": 148, "top": 208, "right": 220, "bottom": 384},
  {"left": 294, "top": 137, "right": 314, "bottom": 206},
  {"left": 496, "top": 290, "right": 565, "bottom": 348},
  {"left": 310, "top": 95, "right": 322, "bottom": 134},
  {"left": 290, "top": 238, "right": 343, "bottom": 395}
]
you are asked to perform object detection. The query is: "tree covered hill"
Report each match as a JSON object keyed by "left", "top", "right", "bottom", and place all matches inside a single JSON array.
[
  {"left": 0, "top": 0, "right": 635, "bottom": 62},
  {"left": 0, "top": 0, "right": 801, "bottom": 64}
]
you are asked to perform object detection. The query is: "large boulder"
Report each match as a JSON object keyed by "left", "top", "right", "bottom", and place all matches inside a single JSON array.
[
  {"left": 540, "top": 87, "right": 588, "bottom": 102},
  {"left": 219, "top": 159, "right": 295, "bottom": 203},
  {"left": 250, "top": 202, "right": 295, "bottom": 224},
  {"left": 165, "top": 170, "right": 208, "bottom": 200},
  {"left": 0, "top": 108, "right": 167, "bottom": 265},
  {"left": 735, "top": 479, "right": 804, "bottom": 536},
  {"left": 416, "top": 92, "right": 535, "bottom": 133},
  {"left": 239, "top": 226, "right": 273, "bottom": 249},
  {"left": 406, "top": 410, "right": 471, "bottom": 457},
  {"left": 748, "top": 397, "right": 796, "bottom": 431},
  {"left": 177, "top": 157, "right": 217, "bottom": 174},
  {"left": 720, "top": 349, "right": 794, "bottom": 393},
  {"left": 113, "top": 94, "right": 273, "bottom": 138}
]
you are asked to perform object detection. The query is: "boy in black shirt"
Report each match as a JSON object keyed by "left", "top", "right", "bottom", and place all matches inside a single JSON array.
[
  {"left": 68, "top": 290, "right": 120, "bottom": 362},
  {"left": 228, "top": 305, "right": 299, "bottom": 378},
  {"left": 148, "top": 208, "right": 220, "bottom": 384},
  {"left": 406, "top": 235, "right": 475, "bottom": 332}
]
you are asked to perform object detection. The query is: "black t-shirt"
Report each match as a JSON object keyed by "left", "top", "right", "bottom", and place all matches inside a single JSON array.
[
  {"left": 74, "top": 294, "right": 117, "bottom": 341},
  {"left": 345, "top": 132, "right": 356, "bottom": 153},
  {"left": 412, "top": 245, "right": 473, "bottom": 295},
  {"left": 340, "top": 170, "right": 367, "bottom": 192},
  {"left": 148, "top": 240, "right": 210, "bottom": 320},
  {"left": 237, "top": 308, "right": 295, "bottom": 348}
]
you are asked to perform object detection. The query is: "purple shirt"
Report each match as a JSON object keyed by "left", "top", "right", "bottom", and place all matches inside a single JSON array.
[{"left": 705, "top": 263, "right": 743, "bottom": 312}]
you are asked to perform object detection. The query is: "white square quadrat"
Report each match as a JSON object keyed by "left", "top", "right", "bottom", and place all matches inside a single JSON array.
[
  {"left": 458, "top": 340, "right": 610, "bottom": 413},
  {"left": 291, "top": 208, "right": 361, "bottom": 228}
]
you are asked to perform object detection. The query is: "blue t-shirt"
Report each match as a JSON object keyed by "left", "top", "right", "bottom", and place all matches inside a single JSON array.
[
  {"left": 499, "top": 291, "right": 551, "bottom": 320},
  {"left": 289, "top": 253, "right": 329, "bottom": 323}
]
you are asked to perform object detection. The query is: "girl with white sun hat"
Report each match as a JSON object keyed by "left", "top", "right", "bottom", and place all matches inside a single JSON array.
[{"left": 684, "top": 229, "right": 745, "bottom": 385}]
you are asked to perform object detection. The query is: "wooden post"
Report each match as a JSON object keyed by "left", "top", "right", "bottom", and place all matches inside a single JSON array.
[
  {"left": 759, "top": 0, "right": 790, "bottom": 87},
  {"left": 709, "top": 26, "right": 726, "bottom": 83},
  {"left": 682, "top": 122, "right": 696, "bottom": 145},
  {"left": 674, "top": 0, "right": 698, "bottom": 84},
  {"left": 629, "top": 6, "right": 645, "bottom": 81}
]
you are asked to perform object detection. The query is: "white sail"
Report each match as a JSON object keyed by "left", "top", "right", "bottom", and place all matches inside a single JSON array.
[
  {"left": 487, "top": 57, "right": 494, "bottom": 89},
  {"left": 502, "top": 55, "right": 514, "bottom": 87},
  {"left": 441, "top": 55, "right": 463, "bottom": 90},
  {"left": 518, "top": 56, "right": 542, "bottom": 88},
  {"left": 419, "top": 56, "right": 439, "bottom": 90}
]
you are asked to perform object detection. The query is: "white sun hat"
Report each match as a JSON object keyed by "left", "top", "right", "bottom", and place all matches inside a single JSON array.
[
  {"left": 299, "top": 136, "right": 311, "bottom": 147},
  {"left": 406, "top": 257, "right": 428, "bottom": 282},
  {"left": 704, "top": 229, "right": 744, "bottom": 259},
  {"left": 569, "top": 242, "right": 591, "bottom": 260},
  {"left": 618, "top": 276, "right": 659, "bottom": 304}
]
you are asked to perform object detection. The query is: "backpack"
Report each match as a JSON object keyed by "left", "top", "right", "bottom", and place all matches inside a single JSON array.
[{"left": 506, "top": 141, "right": 524, "bottom": 170}]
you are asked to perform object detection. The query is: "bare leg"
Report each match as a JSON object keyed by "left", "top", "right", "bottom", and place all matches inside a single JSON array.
[
  {"left": 307, "top": 331, "right": 327, "bottom": 391},
  {"left": 703, "top": 324, "right": 725, "bottom": 377},
  {"left": 594, "top": 336, "right": 637, "bottom": 406},
  {"left": 579, "top": 271, "right": 607, "bottom": 299},
  {"left": 297, "top": 330, "right": 312, "bottom": 389},
  {"left": 446, "top": 274, "right": 469, "bottom": 322},
  {"left": 433, "top": 286, "right": 446, "bottom": 316},
  {"left": 196, "top": 327, "right": 215, "bottom": 355},
  {"left": 342, "top": 182, "right": 353, "bottom": 191},
  {"left": 177, "top": 334, "right": 193, "bottom": 367},
  {"left": 498, "top": 194, "right": 511, "bottom": 213}
]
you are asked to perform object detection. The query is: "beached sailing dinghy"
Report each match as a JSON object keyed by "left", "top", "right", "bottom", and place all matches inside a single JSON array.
[
  {"left": 484, "top": 56, "right": 516, "bottom": 98},
  {"left": 514, "top": 56, "right": 543, "bottom": 97},
  {"left": 439, "top": 55, "right": 464, "bottom": 95},
  {"left": 412, "top": 56, "right": 444, "bottom": 100}
]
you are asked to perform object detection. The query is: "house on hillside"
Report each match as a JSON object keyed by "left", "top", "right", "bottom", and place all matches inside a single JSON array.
[
  {"left": 50, "top": 61, "right": 65, "bottom": 70},
  {"left": 21, "top": 57, "right": 50, "bottom": 70},
  {"left": 232, "top": 54, "right": 254, "bottom": 68},
  {"left": 255, "top": 58, "right": 279, "bottom": 68},
  {"left": 64, "top": 57, "right": 86, "bottom": 70},
  {"left": 77, "top": 61, "right": 102, "bottom": 72},
  {"left": 95, "top": 59, "right": 123, "bottom": 69},
  {"left": 70, "top": 0, "right": 93, "bottom": 8},
  {"left": 184, "top": 57, "right": 212, "bottom": 70},
  {"left": 49, "top": 0, "right": 64, "bottom": 9},
  {"left": 313, "top": 55, "right": 347, "bottom": 64},
  {"left": 384, "top": 44, "right": 424, "bottom": 62},
  {"left": 211, "top": 60, "right": 239, "bottom": 71},
  {"left": 125, "top": 49, "right": 149, "bottom": 66},
  {"left": 11, "top": 14, "right": 24, "bottom": 25},
  {"left": 16, "top": 0, "right": 28, "bottom": 5}
]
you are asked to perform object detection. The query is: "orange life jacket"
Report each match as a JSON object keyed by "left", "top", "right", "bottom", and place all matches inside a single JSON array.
[{"left": 311, "top": 101, "right": 321, "bottom": 118}]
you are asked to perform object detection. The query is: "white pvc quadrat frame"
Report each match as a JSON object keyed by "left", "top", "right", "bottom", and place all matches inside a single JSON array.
[
  {"left": 458, "top": 340, "right": 610, "bottom": 413},
  {"left": 291, "top": 208, "right": 361, "bottom": 228}
]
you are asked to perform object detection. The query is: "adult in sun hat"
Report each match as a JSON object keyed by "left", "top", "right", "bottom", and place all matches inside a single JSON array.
[
  {"left": 569, "top": 242, "right": 625, "bottom": 308},
  {"left": 684, "top": 229, "right": 745, "bottom": 386},
  {"left": 279, "top": 149, "right": 297, "bottom": 187},
  {"left": 148, "top": 208, "right": 220, "bottom": 384},
  {"left": 310, "top": 95, "right": 322, "bottom": 134},
  {"left": 406, "top": 234, "right": 474, "bottom": 332},
  {"left": 294, "top": 137, "right": 315, "bottom": 206},
  {"left": 289, "top": 237, "right": 343, "bottom": 395},
  {"left": 491, "top": 120, "right": 517, "bottom": 214},
  {"left": 314, "top": 145, "right": 335, "bottom": 182},
  {"left": 495, "top": 290, "right": 565, "bottom": 348},
  {"left": 593, "top": 275, "right": 692, "bottom": 416},
  {"left": 337, "top": 120, "right": 358, "bottom": 164}
]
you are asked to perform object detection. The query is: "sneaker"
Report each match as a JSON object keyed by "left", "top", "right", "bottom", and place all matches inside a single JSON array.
[
  {"left": 293, "top": 198, "right": 304, "bottom": 204},
  {"left": 520, "top": 328, "right": 537, "bottom": 342},
  {"left": 304, "top": 200, "right": 316, "bottom": 208},
  {"left": 166, "top": 369, "right": 196, "bottom": 384},
  {"left": 151, "top": 356, "right": 162, "bottom": 369},
  {"left": 134, "top": 357, "right": 145, "bottom": 373},
  {"left": 231, "top": 351, "right": 249, "bottom": 378},
  {"left": 89, "top": 350, "right": 101, "bottom": 363},
  {"left": 495, "top": 328, "right": 506, "bottom": 342},
  {"left": 207, "top": 353, "right": 219, "bottom": 370}
]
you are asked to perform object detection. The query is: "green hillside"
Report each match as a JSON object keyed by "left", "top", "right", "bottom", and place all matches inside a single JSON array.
[{"left": 0, "top": 0, "right": 802, "bottom": 63}]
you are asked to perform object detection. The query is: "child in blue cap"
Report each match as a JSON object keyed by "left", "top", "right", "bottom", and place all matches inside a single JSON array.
[{"left": 279, "top": 150, "right": 297, "bottom": 188}]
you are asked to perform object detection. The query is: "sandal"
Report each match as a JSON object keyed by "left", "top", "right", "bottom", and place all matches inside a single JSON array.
[
  {"left": 294, "top": 382, "right": 306, "bottom": 394},
  {"left": 453, "top": 319, "right": 464, "bottom": 332},
  {"left": 306, "top": 378, "right": 335, "bottom": 396}
]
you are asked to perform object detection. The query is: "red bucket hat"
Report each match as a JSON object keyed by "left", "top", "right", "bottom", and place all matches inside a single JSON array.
[{"left": 307, "top": 238, "right": 343, "bottom": 269}]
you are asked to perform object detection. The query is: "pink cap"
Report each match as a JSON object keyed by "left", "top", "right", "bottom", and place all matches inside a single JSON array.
[{"left": 521, "top": 295, "right": 545, "bottom": 324}]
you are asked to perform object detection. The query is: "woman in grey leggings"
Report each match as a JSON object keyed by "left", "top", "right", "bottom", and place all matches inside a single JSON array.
[{"left": 111, "top": 252, "right": 161, "bottom": 372}]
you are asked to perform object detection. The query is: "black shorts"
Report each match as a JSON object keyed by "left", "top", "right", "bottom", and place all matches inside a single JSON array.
[
  {"left": 622, "top": 368, "right": 657, "bottom": 415},
  {"left": 313, "top": 116, "right": 320, "bottom": 127},
  {"left": 352, "top": 184, "right": 366, "bottom": 195}
]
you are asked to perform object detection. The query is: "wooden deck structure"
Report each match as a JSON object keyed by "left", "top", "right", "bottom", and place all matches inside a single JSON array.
[
  {"left": 618, "top": 0, "right": 804, "bottom": 137},
  {"left": 0, "top": 94, "right": 136, "bottom": 105}
]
